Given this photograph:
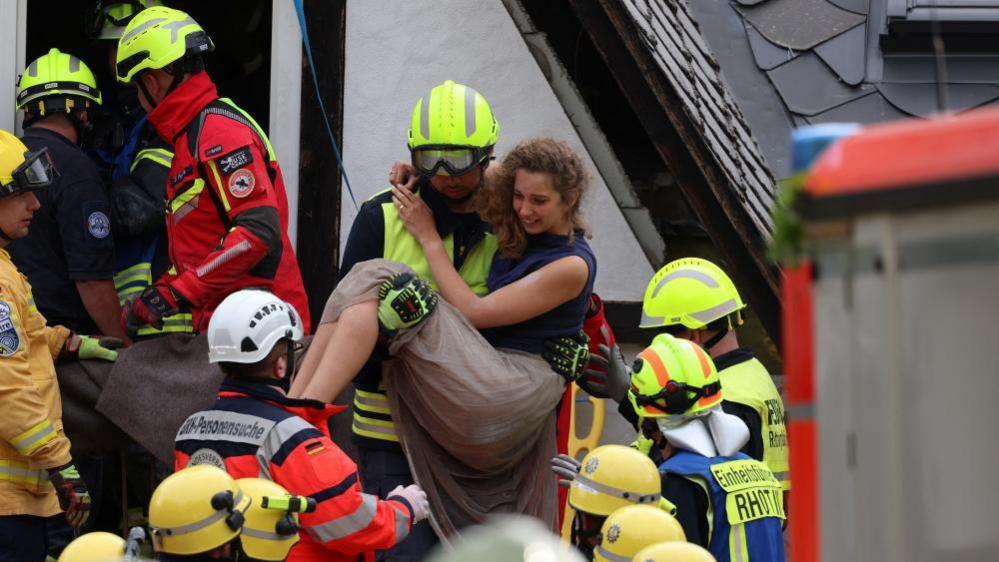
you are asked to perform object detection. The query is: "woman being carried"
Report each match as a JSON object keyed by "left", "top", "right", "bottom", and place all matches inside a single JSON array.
[{"left": 290, "top": 137, "right": 596, "bottom": 535}]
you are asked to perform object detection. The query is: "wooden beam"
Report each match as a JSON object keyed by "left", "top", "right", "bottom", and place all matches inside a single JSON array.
[{"left": 296, "top": 0, "right": 346, "bottom": 326}]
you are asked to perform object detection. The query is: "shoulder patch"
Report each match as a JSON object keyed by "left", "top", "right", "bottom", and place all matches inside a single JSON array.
[
  {"left": 204, "top": 144, "right": 224, "bottom": 158},
  {"left": 170, "top": 165, "right": 193, "bottom": 187},
  {"left": 87, "top": 211, "right": 111, "bottom": 239},
  {"left": 228, "top": 169, "right": 256, "bottom": 198},
  {"left": 0, "top": 302, "right": 20, "bottom": 357},
  {"left": 217, "top": 146, "right": 254, "bottom": 175}
]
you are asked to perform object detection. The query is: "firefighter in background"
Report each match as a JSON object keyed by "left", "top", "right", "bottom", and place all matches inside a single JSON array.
[
  {"left": 629, "top": 334, "right": 785, "bottom": 561},
  {"left": 11, "top": 49, "right": 124, "bottom": 342},
  {"left": 0, "top": 130, "right": 120, "bottom": 562},
  {"left": 148, "top": 465, "right": 249, "bottom": 561},
  {"left": 587, "top": 258, "right": 791, "bottom": 498},
  {"left": 114, "top": 6, "right": 310, "bottom": 336},
  {"left": 593, "top": 505, "right": 686, "bottom": 562},
  {"left": 84, "top": 0, "right": 190, "bottom": 338},
  {"left": 550, "top": 444, "right": 675, "bottom": 560},
  {"left": 175, "top": 289, "right": 427, "bottom": 561}
]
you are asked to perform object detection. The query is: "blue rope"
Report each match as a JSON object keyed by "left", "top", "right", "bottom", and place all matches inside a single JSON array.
[{"left": 293, "top": 0, "right": 358, "bottom": 210}]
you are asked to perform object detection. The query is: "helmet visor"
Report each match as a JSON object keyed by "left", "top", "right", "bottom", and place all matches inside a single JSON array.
[
  {"left": 85, "top": 1, "right": 143, "bottom": 38},
  {"left": 411, "top": 146, "right": 487, "bottom": 177},
  {"left": 2, "top": 148, "right": 57, "bottom": 197}
]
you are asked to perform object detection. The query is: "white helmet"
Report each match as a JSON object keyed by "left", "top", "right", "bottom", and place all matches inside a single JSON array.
[{"left": 208, "top": 290, "right": 304, "bottom": 364}]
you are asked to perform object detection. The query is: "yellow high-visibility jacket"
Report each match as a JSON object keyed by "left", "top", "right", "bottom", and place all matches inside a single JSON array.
[{"left": 0, "top": 249, "right": 72, "bottom": 517}]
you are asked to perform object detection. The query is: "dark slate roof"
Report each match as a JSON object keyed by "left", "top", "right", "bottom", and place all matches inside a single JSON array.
[
  {"left": 686, "top": 0, "right": 999, "bottom": 177},
  {"left": 621, "top": 0, "right": 777, "bottom": 237}
]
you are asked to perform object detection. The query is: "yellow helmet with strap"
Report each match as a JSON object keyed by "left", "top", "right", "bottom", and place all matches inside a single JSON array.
[
  {"left": 593, "top": 505, "right": 686, "bottom": 562},
  {"left": 86, "top": 0, "right": 165, "bottom": 40},
  {"left": 568, "top": 445, "right": 662, "bottom": 517},
  {"left": 640, "top": 257, "right": 745, "bottom": 330},
  {"left": 57, "top": 532, "right": 125, "bottom": 562},
  {"left": 627, "top": 334, "right": 722, "bottom": 419},
  {"left": 237, "top": 478, "right": 311, "bottom": 561},
  {"left": 148, "top": 465, "right": 249, "bottom": 556},
  {"left": 17, "top": 48, "right": 102, "bottom": 115}
]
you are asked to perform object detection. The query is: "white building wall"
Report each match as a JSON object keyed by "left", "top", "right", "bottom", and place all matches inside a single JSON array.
[{"left": 342, "top": 0, "right": 653, "bottom": 301}]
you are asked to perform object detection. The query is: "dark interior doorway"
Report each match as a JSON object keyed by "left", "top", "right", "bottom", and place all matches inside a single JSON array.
[{"left": 25, "top": 0, "right": 272, "bottom": 134}]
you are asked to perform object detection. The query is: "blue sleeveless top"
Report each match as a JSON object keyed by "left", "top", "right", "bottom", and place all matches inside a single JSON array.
[
  {"left": 661, "top": 450, "right": 786, "bottom": 562},
  {"left": 481, "top": 232, "right": 596, "bottom": 354}
]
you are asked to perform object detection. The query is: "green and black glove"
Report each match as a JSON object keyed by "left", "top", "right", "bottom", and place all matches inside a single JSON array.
[
  {"left": 377, "top": 272, "right": 439, "bottom": 336},
  {"left": 542, "top": 330, "right": 590, "bottom": 384},
  {"left": 48, "top": 462, "right": 91, "bottom": 528},
  {"left": 62, "top": 332, "right": 123, "bottom": 362}
]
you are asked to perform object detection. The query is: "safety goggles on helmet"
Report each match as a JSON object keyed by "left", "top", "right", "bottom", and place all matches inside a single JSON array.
[
  {"left": 411, "top": 145, "right": 490, "bottom": 177},
  {"left": 1, "top": 148, "right": 57, "bottom": 198},
  {"left": 630, "top": 362, "right": 721, "bottom": 416},
  {"left": 85, "top": 1, "right": 143, "bottom": 38}
]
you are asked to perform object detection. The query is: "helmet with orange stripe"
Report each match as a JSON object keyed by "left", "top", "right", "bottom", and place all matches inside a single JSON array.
[{"left": 627, "top": 334, "right": 722, "bottom": 418}]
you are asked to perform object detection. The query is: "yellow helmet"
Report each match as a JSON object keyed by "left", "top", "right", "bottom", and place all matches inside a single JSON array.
[
  {"left": 627, "top": 334, "right": 722, "bottom": 419},
  {"left": 236, "top": 478, "right": 310, "bottom": 561},
  {"left": 640, "top": 258, "right": 745, "bottom": 330},
  {"left": 0, "top": 130, "right": 57, "bottom": 198},
  {"left": 85, "top": 0, "right": 165, "bottom": 40},
  {"left": 148, "top": 465, "right": 249, "bottom": 556},
  {"left": 632, "top": 541, "right": 717, "bottom": 562},
  {"left": 407, "top": 80, "right": 499, "bottom": 177},
  {"left": 594, "top": 505, "right": 686, "bottom": 562},
  {"left": 569, "top": 445, "right": 661, "bottom": 517},
  {"left": 17, "top": 48, "right": 102, "bottom": 114},
  {"left": 115, "top": 6, "right": 214, "bottom": 83},
  {"left": 57, "top": 531, "right": 125, "bottom": 562}
]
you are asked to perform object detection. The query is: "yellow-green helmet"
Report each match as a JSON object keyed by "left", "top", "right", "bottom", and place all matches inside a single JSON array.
[
  {"left": 236, "top": 478, "right": 302, "bottom": 561},
  {"left": 569, "top": 445, "right": 662, "bottom": 517},
  {"left": 148, "top": 465, "right": 249, "bottom": 556},
  {"left": 57, "top": 531, "right": 125, "bottom": 562},
  {"left": 86, "top": 0, "right": 165, "bottom": 41},
  {"left": 640, "top": 258, "right": 746, "bottom": 330},
  {"left": 628, "top": 334, "right": 722, "bottom": 418},
  {"left": 633, "top": 542, "right": 717, "bottom": 562},
  {"left": 16, "top": 49, "right": 102, "bottom": 114},
  {"left": 115, "top": 6, "right": 214, "bottom": 84},
  {"left": 408, "top": 80, "right": 499, "bottom": 149},
  {"left": 594, "top": 505, "right": 686, "bottom": 562},
  {"left": 0, "top": 129, "right": 58, "bottom": 198}
]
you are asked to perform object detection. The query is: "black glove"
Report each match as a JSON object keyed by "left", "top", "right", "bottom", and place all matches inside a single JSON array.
[
  {"left": 48, "top": 462, "right": 91, "bottom": 528},
  {"left": 542, "top": 330, "right": 590, "bottom": 384},
  {"left": 550, "top": 454, "right": 582, "bottom": 488},
  {"left": 578, "top": 343, "right": 632, "bottom": 403}
]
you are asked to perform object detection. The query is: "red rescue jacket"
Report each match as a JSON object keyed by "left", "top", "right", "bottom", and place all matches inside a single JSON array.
[
  {"left": 147, "top": 72, "right": 310, "bottom": 333},
  {"left": 174, "top": 379, "right": 413, "bottom": 562}
]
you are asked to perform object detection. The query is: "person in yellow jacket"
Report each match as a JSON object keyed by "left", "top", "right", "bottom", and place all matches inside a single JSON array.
[
  {"left": 585, "top": 258, "right": 790, "bottom": 501},
  {"left": 0, "top": 130, "right": 120, "bottom": 562}
]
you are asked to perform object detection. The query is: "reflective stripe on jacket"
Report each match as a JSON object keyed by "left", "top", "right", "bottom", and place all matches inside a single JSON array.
[
  {"left": 175, "top": 379, "right": 412, "bottom": 562},
  {"left": 0, "top": 250, "right": 72, "bottom": 517},
  {"left": 718, "top": 357, "right": 791, "bottom": 491},
  {"left": 146, "top": 71, "right": 310, "bottom": 333},
  {"left": 661, "top": 451, "right": 786, "bottom": 562},
  {"left": 351, "top": 189, "right": 497, "bottom": 444}
]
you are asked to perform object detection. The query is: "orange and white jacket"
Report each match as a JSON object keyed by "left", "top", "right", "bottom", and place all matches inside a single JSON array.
[{"left": 175, "top": 378, "right": 414, "bottom": 562}]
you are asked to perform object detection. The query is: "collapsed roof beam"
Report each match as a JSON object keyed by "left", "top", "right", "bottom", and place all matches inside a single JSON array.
[{"left": 567, "top": 0, "right": 782, "bottom": 342}]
